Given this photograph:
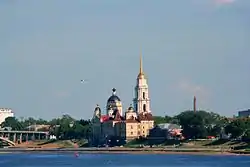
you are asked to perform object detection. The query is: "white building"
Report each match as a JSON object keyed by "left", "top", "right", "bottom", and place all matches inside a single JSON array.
[{"left": 0, "top": 108, "right": 14, "bottom": 125}]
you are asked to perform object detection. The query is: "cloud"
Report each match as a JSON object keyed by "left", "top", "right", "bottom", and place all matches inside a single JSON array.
[{"left": 177, "top": 79, "right": 211, "bottom": 105}]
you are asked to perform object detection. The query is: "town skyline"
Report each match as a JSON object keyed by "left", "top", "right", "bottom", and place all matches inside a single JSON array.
[{"left": 1, "top": 0, "right": 250, "bottom": 119}]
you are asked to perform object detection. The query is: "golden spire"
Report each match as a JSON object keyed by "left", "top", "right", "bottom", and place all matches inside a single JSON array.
[
  {"left": 139, "top": 53, "right": 143, "bottom": 74},
  {"left": 137, "top": 53, "right": 145, "bottom": 79}
]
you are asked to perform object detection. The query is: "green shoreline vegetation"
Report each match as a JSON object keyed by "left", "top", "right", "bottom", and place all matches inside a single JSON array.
[{"left": 1, "top": 111, "right": 250, "bottom": 154}]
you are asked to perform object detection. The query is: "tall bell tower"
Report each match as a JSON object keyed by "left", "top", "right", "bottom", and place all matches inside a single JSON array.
[{"left": 133, "top": 54, "right": 151, "bottom": 114}]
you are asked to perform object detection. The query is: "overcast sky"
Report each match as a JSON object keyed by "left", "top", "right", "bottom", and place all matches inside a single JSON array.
[{"left": 0, "top": 0, "right": 249, "bottom": 120}]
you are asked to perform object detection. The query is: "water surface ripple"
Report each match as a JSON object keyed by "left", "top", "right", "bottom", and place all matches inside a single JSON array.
[{"left": 0, "top": 153, "right": 250, "bottom": 167}]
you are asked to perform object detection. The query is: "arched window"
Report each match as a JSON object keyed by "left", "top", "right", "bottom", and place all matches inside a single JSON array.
[
  {"left": 143, "top": 104, "right": 146, "bottom": 112},
  {"left": 143, "top": 92, "right": 145, "bottom": 99}
]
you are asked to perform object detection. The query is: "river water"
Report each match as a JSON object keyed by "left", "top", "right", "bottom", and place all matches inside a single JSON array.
[{"left": 0, "top": 153, "right": 249, "bottom": 167}]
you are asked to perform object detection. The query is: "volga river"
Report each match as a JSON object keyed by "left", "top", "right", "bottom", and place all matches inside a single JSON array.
[{"left": 0, "top": 153, "right": 250, "bottom": 167}]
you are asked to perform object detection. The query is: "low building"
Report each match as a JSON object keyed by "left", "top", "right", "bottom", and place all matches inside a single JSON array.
[
  {"left": 0, "top": 108, "right": 14, "bottom": 125},
  {"left": 149, "top": 123, "right": 183, "bottom": 140},
  {"left": 238, "top": 109, "right": 250, "bottom": 118},
  {"left": 25, "top": 124, "right": 50, "bottom": 131}
]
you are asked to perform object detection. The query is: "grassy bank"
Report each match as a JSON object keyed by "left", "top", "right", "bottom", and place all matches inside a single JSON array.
[
  {"left": 5, "top": 138, "right": 250, "bottom": 155},
  {"left": 125, "top": 138, "right": 250, "bottom": 151},
  {"left": 0, "top": 147, "right": 249, "bottom": 156}
]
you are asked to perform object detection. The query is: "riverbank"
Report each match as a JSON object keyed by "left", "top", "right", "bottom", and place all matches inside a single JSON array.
[{"left": 0, "top": 147, "right": 249, "bottom": 155}]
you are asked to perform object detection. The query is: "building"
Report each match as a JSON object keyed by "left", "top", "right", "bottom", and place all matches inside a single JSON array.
[
  {"left": 25, "top": 124, "right": 50, "bottom": 131},
  {"left": 0, "top": 108, "right": 14, "bottom": 125},
  {"left": 238, "top": 109, "right": 250, "bottom": 118},
  {"left": 149, "top": 123, "right": 183, "bottom": 140},
  {"left": 90, "top": 55, "right": 154, "bottom": 146}
]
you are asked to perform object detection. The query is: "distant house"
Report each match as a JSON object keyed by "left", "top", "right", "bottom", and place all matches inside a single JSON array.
[
  {"left": 238, "top": 109, "right": 250, "bottom": 118},
  {"left": 25, "top": 124, "right": 50, "bottom": 131},
  {"left": 149, "top": 123, "right": 183, "bottom": 140}
]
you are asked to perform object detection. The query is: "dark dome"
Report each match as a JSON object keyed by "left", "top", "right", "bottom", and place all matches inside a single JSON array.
[
  {"left": 128, "top": 105, "right": 133, "bottom": 110},
  {"left": 107, "top": 95, "right": 121, "bottom": 102},
  {"left": 127, "top": 105, "right": 134, "bottom": 113},
  {"left": 107, "top": 88, "right": 121, "bottom": 102}
]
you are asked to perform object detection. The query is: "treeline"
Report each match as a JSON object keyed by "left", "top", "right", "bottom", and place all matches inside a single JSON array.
[
  {"left": 153, "top": 110, "right": 250, "bottom": 141},
  {"left": 0, "top": 114, "right": 91, "bottom": 140},
  {"left": 1, "top": 110, "right": 250, "bottom": 141}
]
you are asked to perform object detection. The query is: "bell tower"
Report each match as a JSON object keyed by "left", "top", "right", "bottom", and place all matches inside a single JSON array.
[{"left": 133, "top": 54, "right": 151, "bottom": 114}]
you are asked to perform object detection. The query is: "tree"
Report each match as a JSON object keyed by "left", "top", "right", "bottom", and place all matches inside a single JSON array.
[
  {"left": 0, "top": 114, "right": 91, "bottom": 141},
  {"left": 78, "top": 119, "right": 90, "bottom": 126},
  {"left": 225, "top": 118, "right": 250, "bottom": 139},
  {"left": 153, "top": 115, "right": 173, "bottom": 125},
  {"left": 36, "top": 118, "right": 48, "bottom": 125},
  {"left": 46, "top": 114, "right": 91, "bottom": 140},
  {"left": 1, "top": 117, "right": 23, "bottom": 130},
  {"left": 176, "top": 110, "right": 222, "bottom": 139}
]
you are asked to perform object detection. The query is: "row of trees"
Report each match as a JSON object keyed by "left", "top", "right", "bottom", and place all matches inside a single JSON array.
[
  {"left": 1, "top": 110, "right": 250, "bottom": 141},
  {"left": 0, "top": 114, "right": 91, "bottom": 140},
  {"left": 154, "top": 110, "right": 250, "bottom": 140}
]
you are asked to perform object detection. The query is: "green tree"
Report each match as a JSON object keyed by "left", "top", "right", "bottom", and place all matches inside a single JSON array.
[
  {"left": 225, "top": 119, "right": 250, "bottom": 139},
  {"left": 1, "top": 117, "right": 23, "bottom": 130},
  {"left": 153, "top": 115, "right": 173, "bottom": 125},
  {"left": 176, "top": 110, "right": 222, "bottom": 139},
  {"left": 47, "top": 114, "right": 90, "bottom": 140},
  {"left": 0, "top": 114, "right": 93, "bottom": 141}
]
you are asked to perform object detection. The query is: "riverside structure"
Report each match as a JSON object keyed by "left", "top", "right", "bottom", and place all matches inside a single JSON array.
[{"left": 0, "top": 130, "right": 49, "bottom": 146}]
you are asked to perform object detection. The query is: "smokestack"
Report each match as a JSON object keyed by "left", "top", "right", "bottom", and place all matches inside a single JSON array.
[{"left": 193, "top": 96, "right": 196, "bottom": 112}]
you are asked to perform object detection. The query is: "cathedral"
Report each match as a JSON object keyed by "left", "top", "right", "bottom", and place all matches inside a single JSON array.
[{"left": 90, "top": 55, "right": 154, "bottom": 146}]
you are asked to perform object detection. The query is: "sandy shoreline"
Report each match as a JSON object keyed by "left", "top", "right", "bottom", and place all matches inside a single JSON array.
[
  {"left": 0, "top": 151, "right": 246, "bottom": 156},
  {"left": 0, "top": 148, "right": 249, "bottom": 156}
]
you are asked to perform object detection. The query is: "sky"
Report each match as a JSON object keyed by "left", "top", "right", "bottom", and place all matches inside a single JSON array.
[{"left": 0, "top": 0, "right": 250, "bottom": 120}]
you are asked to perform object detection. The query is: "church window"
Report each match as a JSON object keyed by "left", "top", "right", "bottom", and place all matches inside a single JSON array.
[
  {"left": 131, "top": 125, "right": 133, "bottom": 129},
  {"left": 143, "top": 104, "right": 146, "bottom": 112},
  {"left": 143, "top": 92, "right": 145, "bottom": 99},
  {"left": 131, "top": 132, "right": 133, "bottom": 135}
]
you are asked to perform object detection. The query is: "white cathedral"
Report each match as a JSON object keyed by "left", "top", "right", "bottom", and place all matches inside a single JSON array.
[{"left": 90, "top": 55, "right": 154, "bottom": 146}]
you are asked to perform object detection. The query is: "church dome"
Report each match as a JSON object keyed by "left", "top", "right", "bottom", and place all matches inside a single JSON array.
[
  {"left": 94, "top": 104, "right": 101, "bottom": 111},
  {"left": 127, "top": 104, "right": 134, "bottom": 112},
  {"left": 107, "top": 88, "right": 121, "bottom": 102},
  {"left": 128, "top": 106, "right": 133, "bottom": 110},
  {"left": 93, "top": 104, "right": 101, "bottom": 118},
  {"left": 108, "top": 95, "right": 121, "bottom": 102},
  {"left": 128, "top": 104, "right": 134, "bottom": 111}
]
